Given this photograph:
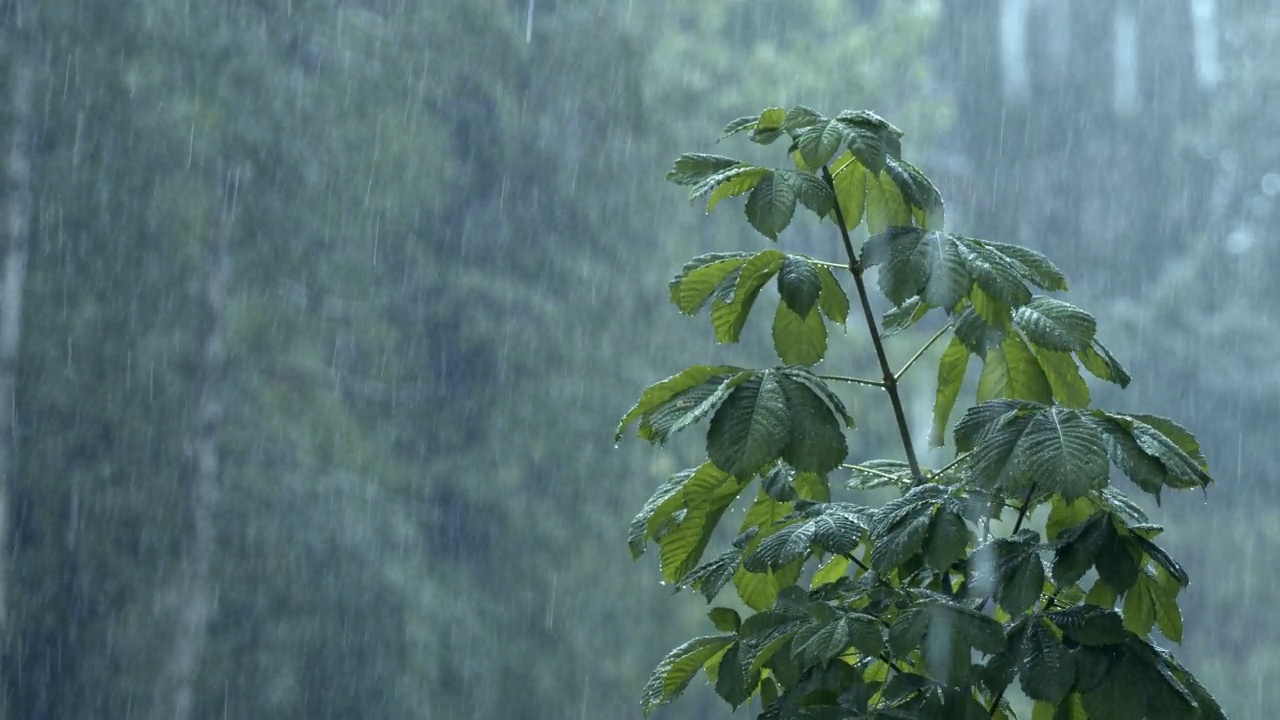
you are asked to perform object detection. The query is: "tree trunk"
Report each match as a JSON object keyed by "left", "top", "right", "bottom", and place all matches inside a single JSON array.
[
  {"left": 0, "top": 30, "right": 34, "bottom": 720},
  {"left": 151, "top": 169, "right": 236, "bottom": 720}
]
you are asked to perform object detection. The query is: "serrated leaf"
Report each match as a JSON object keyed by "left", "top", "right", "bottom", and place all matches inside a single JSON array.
[
  {"left": 870, "top": 505, "right": 933, "bottom": 572},
  {"left": 846, "top": 459, "right": 915, "bottom": 491},
  {"left": 865, "top": 170, "right": 911, "bottom": 236},
  {"left": 793, "top": 616, "right": 851, "bottom": 666},
  {"left": 1122, "top": 571, "right": 1157, "bottom": 636},
  {"left": 772, "top": 304, "right": 828, "bottom": 366},
  {"left": 976, "top": 333, "right": 1054, "bottom": 405},
  {"left": 882, "top": 296, "right": 930, "bottom": 336},
  {"left": 955, "top": 238, "right": 1035, "bottom": 308},
  {"left": 682, "top": 546, "right": 741, "bottom": 601},
  {"left": 733, "top": 560, "right": 804, "bottom": 613},
  {"left": 714, "top": 642, "right": 756, "bottom": 708},
  {"left": 1097, "top": 412, "right": 1213, "bottom": 495},
  {"left": 924, "top": 508, "right": 971, "bottom": 571},
  {"left": 710, "top": 249, "right": 786, "bottom": 343},
  {"left": 658, "top": 481, "right": 744, "bottom": 584},
  {"left": 953, "top": 398, "right": 1033, "bottom": 451},
  {"left": 1052, "top": 513, "right": 1108, "bottom": 587},
  {"left": 629, "top": 467, "right": 698, "bottom": 558},
  {"left": 1019, "top": 617, "right": 1075, "bottom": 705},
  {"left": 1094, "top": 520, "right": 1140, "bottom": 593},
  {"left": 641, "top": 634, "right": 736, "bottom": 715},
  {"left": 1079, "top": 653, "right": 1146, "bottom": 720},
  {"left": 1016, "top": 406, "right": 1109, "bottom": 502},
  {"left": 1129, "top": 533, "right": 1189, "bottom": 588},
  {"left": 720, "top": 115, "right": 758, "bottom": 140},
  {"left": 816, "top": 266, "right": 850, "bottom": 326},
  {"left": 796, "top": 118, "right": 847, "bottom": 170},
  {"left": 707, "top": 371, "right": 791, "bottom": 479},
  {"left": 667, "top": 153, "right": 742, "bottom": 186},
  {"left": 744, "top": 171, "right": 798, "bottom": 240},
  {"left": 829, "top": 151, "right": 867, "bottom": 230},
  {"left": 705, "top": 166, "right": 771, "bottom": 212},
  {"left": 989, "top": 531, "right": 1046, "bottom": 617},
  {"left": 1046, "top": 604, "right": 1127, "bottom": 646},
  {"left": 953, "top": 305, "right": 1008, "bottom": 354},
  {"left": 1077, "top": 339, "right": 1131, "bottom": 388},
  {"left": 669, "top": 252, "right": 753, "bottom": 315},
  {"left": 777, "top": 255, "right": 823, "bottom": 317},
  {"left": 789, "top": 170, "right": 836, "bottom": 217},
  {"left": 750, "top": 107, "right": 788, "bottom": 144},
  {"left": 811, "top": 554, "right": 851, "bottom": 589},
  {"left": 779, "top": 366, "right": 854, "bottom": 427},
  {"left": 1014, "top": 297, "right": 1097, "bottom": 352},
  {"left": 777, "top": 377, "right": 848, "bottom": 474},
  {"left": 892, "top": 157, "right": 946, "bottom": 230},
  {"left": 1153, "top": 581, "right": 1183, "bottom": 642},
  {"left": 931, "top": 335, "right": 970, "bottom": 447},
  {"left": 617, "top": 364, "right": 750, "bottom": 442},
  {"left": 981, "top": 241, "right": 1068, "bottom": 292},
  {"left": 1045, "top": 495, "right": 1093, "bottom": 542},
  {"left": 1034, "top": 347, "right": 1091, "bottom": 409}
]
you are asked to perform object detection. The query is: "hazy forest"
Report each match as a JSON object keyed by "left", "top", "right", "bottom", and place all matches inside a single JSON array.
[{"left": 0, "top": 1, "right": 1275, "bottom": 718}]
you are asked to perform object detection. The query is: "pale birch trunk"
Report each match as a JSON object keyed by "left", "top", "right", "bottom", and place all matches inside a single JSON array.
[{"left": 151, "top": 169, "right": 236, "bottom": 720}]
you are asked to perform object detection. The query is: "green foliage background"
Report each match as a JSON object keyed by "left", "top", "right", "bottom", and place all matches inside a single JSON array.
[{"left": 0, "top": 1, "right": 1274, "bottom": 718}]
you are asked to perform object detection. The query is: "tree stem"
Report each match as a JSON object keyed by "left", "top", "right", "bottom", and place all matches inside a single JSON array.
[{"left": 821, "top": 166, "right": 925, "bottom": 487}]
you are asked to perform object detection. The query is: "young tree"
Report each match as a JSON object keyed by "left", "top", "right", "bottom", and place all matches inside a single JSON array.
[{"left": 618, "top": 106, "right": 1229, "bottom": 719}]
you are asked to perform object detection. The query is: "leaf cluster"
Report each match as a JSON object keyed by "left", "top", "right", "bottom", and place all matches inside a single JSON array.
[{"left": 620, "top": 106, "right": 1227, "bottom": 720}]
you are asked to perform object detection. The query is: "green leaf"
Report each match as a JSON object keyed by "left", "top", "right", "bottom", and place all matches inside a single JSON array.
[
  {"left": 975, "top": 530, "right": 1046, "bottom": 617},
  {"left": 954, "top": 238, "right": 1035, "bottom": 308},
  {"left": 1096, "top": 412, "right": 1214, "bottom": 495},
  {"left": 669, "top": 252, "right": 753, "bottom": 315},
  {"left": 1052, "top": 513, "right": 1108, "bottom": 587},
  {"left": 629, "top": 467, "right": 698, "bottom": 558},
  {"left": 953, "top": 305, "right": 1008, "bottom": 354},
  {"left": 1093, "top": 519, "right": 1140, "bottom": 593},
  {"left": 816, "top": 266, "right": 850, "bottom": 326},
  {"left": 641, "top": 634, "right": 736, "bottom": 716},
  {"left": 778, "top": 366, "right": 854, "bottom": 428},
  {"left": 796, "top": 118, "right": 847, "bottom": 170},
  {"left": 976, "top": 333, "right": 1053, "bottom": 405},
  {"left": 882, "top": 296, "right": 930, "bottom": 336},
  {"left": 658, "top": 477, "right": 746, "bottom": 583},
  {"left": 772, "top": 304, "right": 827, "bottom": 366},
  {"left": 616, "top": 365, "right": 750, "bottom": 443},
  {"left": 811, "top": 554, "right": 850, "bottom": 588},
  {"left": 710, "top": 249, "right": 786, "bottom": 343},
  {"left": 1034, "top": 347, "right": 1091, "bottom": 409},
  {"left": 782, "top": 105, "right": 825, "bottom": 133},
  {"left": 1153, "top": 578, "right": 1183, "bottom": 642},
  {"left": 778, "top": 376, "right": 848, "bottom": 475},
  {"left": 861, "top": 228, "right": 970, "bottom": 310},
  {"left": 1014, "top": 297, "right": 1097, "bottom": 352},
  {"left": 930, "top": 335, "right": 970, "bottom": 447},
  {"left": 891, "top": 157, "right": 946, "bottom": 230},
  {"left": 682, "top": 546, "right": 741, "bottom": 602},
  {"left": 924, "top": 508, "right": 972, "bottom": 571},
  {"left": 733, "top": 562, "right": 801, "bottom": 612},
  {"left": 1122, "top": 570, "right": 1158, "bottom": 636},
  {"left": 1079, "top": 652, "right": 1146, "bottom": 720},
  {"left": 707, "top": 370, "right": 791, "bottom": 479},
  {"left": 1076, "top": 338, "right": 1131, "bottom": 388},
  {"left": 788, "top": 170, "right": 836, "bottom": 218},
  {"left": 714, "top": 643, "right": 756, "bottom": 708},
  {"left": 704, "top": 166, "right": 771, "bottom": 212},
  {"left": 1046, "top": 604, "right": 1127, "bottom": 646},
  {"left": 793, "top": 615, "right": 851, "bottom": 666},
  {"left": 744, "top": 171, "right": 798, "bottom": 240},
  {"left": 749, "top": 107, "right": 788, "bottom": 144},
  {"left": 1046, "top": 495, "right": 1094, "bottom": 542},
  {"left": 667, "top": 153, "right": 741, "bottom": 186},
  {"left": 865, "top": 169, "right": 911, "bottom": 235},
  {"left": 1016, "top": 405, "right": 1110, "bottom": 502},
  {"left": 1019, "top": 617, "right": 1075, "bottom": 705},
  {"left": 719, "top": 115, "right": 758, "bottom": 140},
  {"left": 708, "top": 607, "right": 742, "bottom": 632},
  {"left": 830, "top": 151, "right": 867, "bottom": 230},
  {"left": 777, "top": 255, "right": 823, "bottom": 317},
  {"left": 981, "top": 241, "right": 1068, "bottom": 292},
  {"left": 836, "top": 109, "right": 902, "bottom": 173}
]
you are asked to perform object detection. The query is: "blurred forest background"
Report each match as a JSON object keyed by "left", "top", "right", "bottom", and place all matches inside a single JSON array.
[{"left": 0, "top": 0, "right": 1274, "bottom": 718}]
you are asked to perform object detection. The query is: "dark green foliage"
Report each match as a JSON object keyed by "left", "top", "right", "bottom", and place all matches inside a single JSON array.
[{"left": 619, "top": 106, "right": 1227, "bottom": 718}]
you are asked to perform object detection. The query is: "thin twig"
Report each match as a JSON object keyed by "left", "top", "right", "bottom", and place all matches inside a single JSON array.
[
  {"left": 895, "top": 323, "right": 953, "bottom": 380},
  {"left": 818, "top": 373, "right": 882, "bottom": 388},
  {"left": 821, "top": 165, "right": 925, "bottom": 487}
]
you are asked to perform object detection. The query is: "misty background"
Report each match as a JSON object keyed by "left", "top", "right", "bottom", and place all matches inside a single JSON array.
[{"left": 0, "top": 0, "right": 1274, "bottom": 718}]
